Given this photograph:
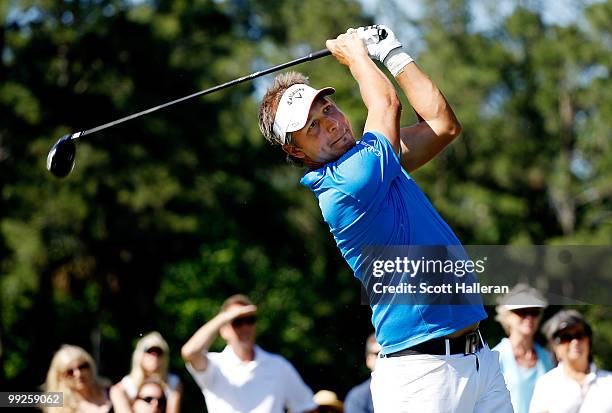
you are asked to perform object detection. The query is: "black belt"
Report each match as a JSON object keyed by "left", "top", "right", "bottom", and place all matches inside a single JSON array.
[{"left": 382, "top": 329, "right": 483, "bottom": 357}]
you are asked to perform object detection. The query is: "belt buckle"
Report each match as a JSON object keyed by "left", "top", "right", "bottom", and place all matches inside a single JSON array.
[{"left": 464, "top": 331, "right": 479, "bottom": 355}]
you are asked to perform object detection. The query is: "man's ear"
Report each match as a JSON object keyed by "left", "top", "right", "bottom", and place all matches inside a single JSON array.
[{"left": 282, "top": 144, "right": 306, "bottom": 159}]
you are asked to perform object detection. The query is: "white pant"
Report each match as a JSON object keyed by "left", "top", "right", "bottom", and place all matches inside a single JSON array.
[{"left": 371, "top": 345, "right": 513, "bottom": 413}]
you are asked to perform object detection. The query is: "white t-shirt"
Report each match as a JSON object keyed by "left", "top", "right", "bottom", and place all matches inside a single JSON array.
[
  {"left": 529, "top": 363, "right": 612, "bottom": 413},
  {"left": 186, "top": 345, "right": 316, "bottom": 413},
  {"left": 121, "top": 373, "right": 181, "bottom": 399}
]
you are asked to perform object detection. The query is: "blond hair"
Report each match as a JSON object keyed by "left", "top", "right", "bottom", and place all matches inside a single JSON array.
[
  {"left": 43, "top": 345, "right": 108, "bottom": 413},
  {"left": 495, "top": 306, "right": 514, "bottom": 335},
  {"left": 127, "top": 332, "right": 170, "bottom": 394}
]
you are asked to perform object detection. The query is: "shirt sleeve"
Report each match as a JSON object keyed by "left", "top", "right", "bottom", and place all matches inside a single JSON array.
[
  {"left": 185, "top": 355, "right": 217, "bottom": 390},
  {"left": 332, "top": 131, "right": 402, "bottom": 206},
  {"left": 344, "top": 385, "right": 371, "bottom": 413},
  {"left": 280, "top": 359, "right": 317, "bottom": 413}
]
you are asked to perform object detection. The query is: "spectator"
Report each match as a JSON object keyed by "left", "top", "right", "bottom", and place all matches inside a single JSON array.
[
  {"left": 110, "top": 332, "right": 182, "bottom": 413},
  {"left": 131, "top": 378, "right": 168, "bottom": 413},
  {"left": 43, "top": 344, "right": 112, "bottom": 413},
  {"left": 344, "top": 334, "right": 380, "bottom": 413},
  {"left": 493, "top": 284, "right": 553, "bottom": 413},
  {"left": 313, "top": 390, "right": 343, "bottom": 413},
  {"left": 529, "top": 310, "right": 612, "bottom": 412},
  {"left": 181, "top": 294, "right": 317, "bottom": 413}
]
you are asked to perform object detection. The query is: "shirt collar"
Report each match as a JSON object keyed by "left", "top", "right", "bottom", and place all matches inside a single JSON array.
[
  {"left": 585, "top": 363, "right": 599, "bottom": 384},
  {"left": 222, "top": 344, "right": 264, "bottom": 366},
  {"left": 558, "top": 362, "right": 600, "bottom": 385},
  {"left": 300, "top": 167, "right": 325, "bottom": 189}
]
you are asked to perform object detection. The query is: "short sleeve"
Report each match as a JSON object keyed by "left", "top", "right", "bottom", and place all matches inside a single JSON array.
[
  {"left": 185, "top": 355, "right": 217, "bottom": 390},
  {"left": 281, "top": 359, "right": 317, "bottom": 413},
  {"left": 331, "top": 131, "right": 402, "bottom": 206}
]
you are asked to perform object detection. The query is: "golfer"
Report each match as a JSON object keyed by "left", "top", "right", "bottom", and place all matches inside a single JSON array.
[{"left": 258, "top": 25, "right": 512, "bottom": 411}]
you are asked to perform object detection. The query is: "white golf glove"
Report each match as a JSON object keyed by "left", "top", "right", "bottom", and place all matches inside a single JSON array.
[
  {"left": 356, "top": 25, "right": 400, "bottom": 61},
  {"left": 356, "top": 24, "right": 414, "bottom": 77}
]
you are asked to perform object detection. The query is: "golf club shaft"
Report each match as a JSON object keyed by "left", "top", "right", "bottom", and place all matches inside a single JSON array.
[{"left": 72, "top": 49, "right": 331, "bottom": 139}]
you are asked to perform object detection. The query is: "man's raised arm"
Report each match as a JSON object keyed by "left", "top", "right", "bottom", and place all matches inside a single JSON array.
[
  {"left": 326, "top": 29, "right": 402, "bottom": 153},
  {"left": 181, "top": 304, "right": 256, "bottom": 371},
  {"left": 364, "top": 25, "right": 462, "bottom": 173}
]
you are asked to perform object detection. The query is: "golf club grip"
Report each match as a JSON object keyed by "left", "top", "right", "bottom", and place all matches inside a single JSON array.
[{"left": 80, "top": 49, "right": 332, "bottom": 137}]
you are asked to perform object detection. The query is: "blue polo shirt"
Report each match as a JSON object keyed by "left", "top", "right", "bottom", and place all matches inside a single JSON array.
[{"left": 301, "top": 131, "right": 486, "bottom": 354}]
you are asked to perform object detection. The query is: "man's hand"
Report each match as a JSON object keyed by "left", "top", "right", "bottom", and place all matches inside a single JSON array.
[
  {"left": 325, "top": 30, "right": 370, "bottom": 67},
  {"left": 355, "top": 24, "right": 414, "bottom": 77},
  {"left": 181, "top": 303, "right": 257, "bottom": 372},
  {"left": 219, "top": 304, "right": 257, "bottom": 324},
  {"left": 356, "top": 24, "right": 402, "bottom": 62},
  {"left": 328, "top": 28, "right": 402, "bottom": 153}
]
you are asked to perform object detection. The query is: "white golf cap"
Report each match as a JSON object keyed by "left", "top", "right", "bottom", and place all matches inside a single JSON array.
[{"left": 273, "top": 83, "right": 335, "bottom": 144}]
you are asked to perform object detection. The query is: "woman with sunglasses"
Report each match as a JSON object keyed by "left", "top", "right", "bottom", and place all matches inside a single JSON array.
[
  {"left": 529, "top": 310, "right": 612, "bottom": 413},
  {"left": 493, "top": 284, "right": 554, "bottom": 413},
  {"left": 130, "top": 378, "right": 167, "bottom": 413},
  {"left": 110, "top": 332, "right": 182, "bottom": 413},
  {"left": 43, "top": 344, "right": 112, "bottom": 413}
]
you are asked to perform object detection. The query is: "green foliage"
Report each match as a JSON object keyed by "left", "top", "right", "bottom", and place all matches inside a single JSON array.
[{"left": 1, "top": 0, "right": 612, "bottom": 408}]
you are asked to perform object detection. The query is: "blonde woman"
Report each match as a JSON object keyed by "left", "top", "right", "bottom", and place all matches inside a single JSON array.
[
  {"left": 43, "top": 344, "right": 112, "bottom": 413},
  {"left": 110, "top": 332, "right": 181, "bottom": 413}
]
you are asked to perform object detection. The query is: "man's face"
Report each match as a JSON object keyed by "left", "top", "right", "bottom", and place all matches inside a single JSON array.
[
  {"left": 283, "top": 96, "right": 355, "bottom": 165},
  {"left": 220, "top": 304, "right": 257, "bottom": 348}
]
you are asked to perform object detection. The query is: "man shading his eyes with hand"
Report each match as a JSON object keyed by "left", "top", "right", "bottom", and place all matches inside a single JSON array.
[{"left": 181, "top": 294, "right": 317, "bottom": 413}]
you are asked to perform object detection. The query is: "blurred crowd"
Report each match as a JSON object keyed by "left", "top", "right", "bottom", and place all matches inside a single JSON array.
[{"left": 41, "top": 288, "right": 612, "bottom": 413}]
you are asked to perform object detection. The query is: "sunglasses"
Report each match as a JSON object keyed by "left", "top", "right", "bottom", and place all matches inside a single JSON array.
[
  {"left": 555, "top": 330, "right": 588, "bottom": 344},
  {"left": 512, "top": 308, "right": 542, "bottom": 318},
  {"left": 231, "top": 316, "right": 257, "bottom": 328},
  {"left": 145, "top": 347, "right": 164, "bottom": 356},
  {"left": 138, "top": 396, "right": 166, "bottom": 407},
  {"left": 65, "top": 362, "right": 90, "bottom": 377}
]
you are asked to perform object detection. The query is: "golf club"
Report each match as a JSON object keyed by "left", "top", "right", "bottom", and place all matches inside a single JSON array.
[{"left": 47, "top": 27, "right": 387, "bottom": 177}]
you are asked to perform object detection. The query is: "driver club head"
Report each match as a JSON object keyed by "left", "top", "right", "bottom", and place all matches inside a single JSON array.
[{"left": 47, "top": 135, "right": 77, "bottom": 178}]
